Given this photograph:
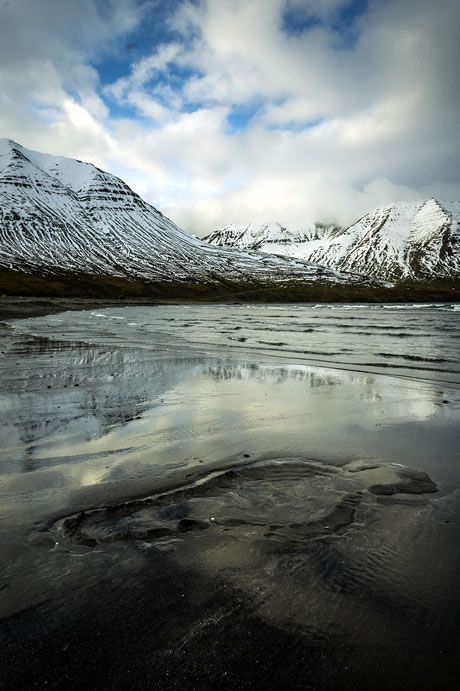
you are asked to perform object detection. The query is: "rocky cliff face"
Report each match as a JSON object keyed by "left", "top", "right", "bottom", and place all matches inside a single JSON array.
[{"left": 204, "top": 201, "right": 460, "bottom": 281}]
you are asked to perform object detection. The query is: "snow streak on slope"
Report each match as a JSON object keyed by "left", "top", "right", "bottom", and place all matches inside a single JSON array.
[
  {"left": 205, "top": 202, "right": 460, "bottom": 281},
  {"left": 0, "top": 140, "right": 362, "bottom": 286}
]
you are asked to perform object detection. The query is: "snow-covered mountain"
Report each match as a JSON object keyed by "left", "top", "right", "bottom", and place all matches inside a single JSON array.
[
  {"left": 203, "top": 221, "right": 340, "bottom": 250},
  {"left": 0, "top": 139, "right": 363, "bottom": 287},
  {"left": 204, "top": 201, "right": 460, "bottom": 281}
]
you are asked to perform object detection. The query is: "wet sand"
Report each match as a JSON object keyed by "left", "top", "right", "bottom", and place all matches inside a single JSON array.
[{"left": 1, "top": 303, "right": 459, "bottom": 690}]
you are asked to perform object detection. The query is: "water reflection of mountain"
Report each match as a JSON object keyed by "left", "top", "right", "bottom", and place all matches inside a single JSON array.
[
  {"left": 203, "top": 363, "right": 404, "bottom": 405},
  {"left": 0, "top": 326, "right": 453, "bottom": 479},
  {"left": 9, "top": 304, "right": 460, "bottom": 388},
  {"left": 0, "top": 337, "right": 201, "bottom": 471},
  {"left": 2, "top": 338, "right": 356, "bottom": 476},
  {"left": 203, "top": 363, "right": 345, "bottom": 387}
]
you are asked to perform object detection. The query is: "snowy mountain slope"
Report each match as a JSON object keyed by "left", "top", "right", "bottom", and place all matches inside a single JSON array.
[
  {"left": 0, "top": 139, "right": 365, "bottom": 286},
  {"left": 205, "top": 201, "right": 460, "bottom": 281}
]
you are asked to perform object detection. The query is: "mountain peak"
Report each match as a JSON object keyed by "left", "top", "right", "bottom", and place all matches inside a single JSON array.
[
  {"left": 0, "top": 140, "right": 365, "bottom": 287},
  {"left": 204, "top": 199, "right": 460, "bottom": 281},
  {"left": 203, "top": 220, "right": 340, "bottom": 251},
  {"left": 0, "top": 138, "right": 21, "bottom": 150}
]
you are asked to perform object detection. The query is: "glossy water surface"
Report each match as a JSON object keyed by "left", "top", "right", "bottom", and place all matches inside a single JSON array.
[{"left": 1, "top": 303, "right": 459, "bottom": 690}]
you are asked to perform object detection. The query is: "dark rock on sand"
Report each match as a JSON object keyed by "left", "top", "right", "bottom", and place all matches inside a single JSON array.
[
  {"left": 369, "top": 468, "right": 438, "bottom": 496},
  {"left": 303, "top": 492, "right": 363, "bottom": 537},
  {"left": 177, "top": 518, "right": 210, "bottom": 532},
  {"left": 63, "top": 512, "right": 97, "bottom": 547}
]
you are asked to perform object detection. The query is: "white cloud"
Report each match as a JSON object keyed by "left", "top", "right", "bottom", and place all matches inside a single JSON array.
[{"left": 0, "top": 0, "right": 459, "bottom": 236}]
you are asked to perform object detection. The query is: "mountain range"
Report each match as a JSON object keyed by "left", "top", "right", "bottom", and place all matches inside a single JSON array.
[
  {"left": 204, "top": 200, "right": 460, "bottom": 282},
  {"left": 0, "top": 139, "right": 458, "bottom": 301},
  {"left": 0, "top": 139, "right": 359, "bottom": 290}
]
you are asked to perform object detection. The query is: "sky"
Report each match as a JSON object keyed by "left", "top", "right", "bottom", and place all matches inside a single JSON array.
[{"left": 0, "top": 0, "right": 459, "bottom": 236}]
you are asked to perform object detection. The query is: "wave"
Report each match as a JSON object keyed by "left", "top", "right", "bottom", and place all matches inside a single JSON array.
[{"left": 377, "top": 353, "right": 450, "bottom": 364}]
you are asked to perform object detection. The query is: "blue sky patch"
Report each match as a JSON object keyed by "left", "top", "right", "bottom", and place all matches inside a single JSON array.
[
  {"left": 267, "top": 117, "right": 325, "bottom": 133},
  {"left": 226, "top": 102, "right": 263, "bottom": 133},
  {"left": 282, "top": 0, "right": 368, "bottom": 44},
  {"left": 93, "top": 0, "right": 184, "bottom": 88},
  {"left": 281, "top": 5, "right": 323, "bottom": 36},
  {"left": 332, "top": 0, "right": 368, "bottom": 49}
]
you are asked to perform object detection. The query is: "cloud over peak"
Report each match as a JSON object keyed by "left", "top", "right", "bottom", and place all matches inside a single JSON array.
[{"left": 1, "top": 0, "right": 459, "bottom": 235}]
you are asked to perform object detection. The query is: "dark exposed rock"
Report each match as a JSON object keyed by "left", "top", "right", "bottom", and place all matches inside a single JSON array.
[
  {"left": 62, "top": 512, "right": 97, "bottom": 547},
  {"left": 369, "top": 468, "right": 438, "bottom": 496},
  {"left": 177, "top": 518, "right": 210, "bottom": 532}
]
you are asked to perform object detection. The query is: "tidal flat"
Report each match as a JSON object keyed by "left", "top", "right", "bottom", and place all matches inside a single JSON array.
[{"left": 0, "top": 302, "right": 459, "bottom": 690}]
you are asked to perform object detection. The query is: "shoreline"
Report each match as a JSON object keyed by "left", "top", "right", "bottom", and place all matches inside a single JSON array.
[
  {"left": 2, "top": 293, "right": 459, "bottom": 325},
  {"left": 0, "top": 296, "right": 164, "bottom": 323}
]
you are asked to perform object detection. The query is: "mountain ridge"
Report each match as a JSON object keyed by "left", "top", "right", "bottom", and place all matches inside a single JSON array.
[
  {"left": 0, "top": 139, "right": 367, "bottom": 289},
  {"left": 204, "top": 199, "right": 460, "bottom": 281},
  {"left": 1, "top": 139, "right": 458, "bottom": 302}
]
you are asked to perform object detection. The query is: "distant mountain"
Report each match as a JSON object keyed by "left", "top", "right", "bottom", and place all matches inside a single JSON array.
[
  {"left": 0, "top": 139, "right": 363, "bottom": 288},
  {"left": 204, "top": 200, "right": 460, "bottom": 281},
  {"left": 203, "top": 221, "right": 341, "bottom": 250}
]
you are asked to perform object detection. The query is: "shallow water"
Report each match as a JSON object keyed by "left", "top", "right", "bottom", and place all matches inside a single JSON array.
[
  {"left": 11, "top": 301, "right": 460, "bottom": 381},
  {"left": 1, "top": 303, "right": 459, "bottom": 690}
]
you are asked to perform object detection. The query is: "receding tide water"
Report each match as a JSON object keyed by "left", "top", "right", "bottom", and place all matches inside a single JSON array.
[{"left": 1, "top": 303, "right": 459, "bottom": 690}]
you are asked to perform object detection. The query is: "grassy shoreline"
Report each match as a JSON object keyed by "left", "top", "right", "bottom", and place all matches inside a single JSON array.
[{"left": 0, "top": 269, "right": 458, "bottom": 319}]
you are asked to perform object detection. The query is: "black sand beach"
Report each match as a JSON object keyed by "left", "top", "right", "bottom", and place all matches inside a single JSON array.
[{"left": 1, "top": 302, "right": 459, "bottom": 690}]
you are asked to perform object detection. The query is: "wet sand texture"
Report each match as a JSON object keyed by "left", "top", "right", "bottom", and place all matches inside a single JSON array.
[{"left": 1, "top": 303, "right": 459, "bottom": 690}]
